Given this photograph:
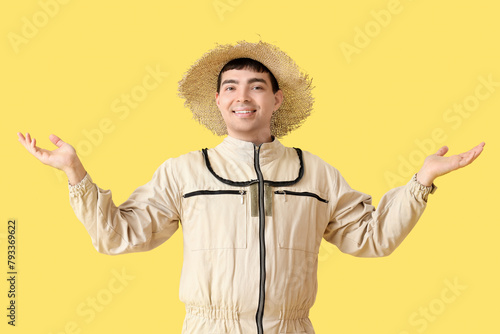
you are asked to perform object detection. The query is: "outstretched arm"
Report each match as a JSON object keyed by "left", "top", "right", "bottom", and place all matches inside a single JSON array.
[
  {"left": 17, "top": 131, "right": 180, "bottom": 255},
  {"left": 324, "top": 142, "right": 486, "bottom": 257},
  {"left": 416, "top": 142, "right": 485, "bottom": 186},
  {"left": 17, "top": 132, "right": 87, "bottom": 185}
]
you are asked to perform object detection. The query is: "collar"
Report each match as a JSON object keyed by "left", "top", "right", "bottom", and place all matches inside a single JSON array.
[
  {"left": 215, "top": 135, "right": 286, "bottom": 166},
  {"left": 203, "top": 135, "right": 304, "bottom": 187}
]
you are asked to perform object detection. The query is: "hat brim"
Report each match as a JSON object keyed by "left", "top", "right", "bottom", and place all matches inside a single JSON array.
[{"left": 177, "top": 40, "right": 314, "bottom": 138}]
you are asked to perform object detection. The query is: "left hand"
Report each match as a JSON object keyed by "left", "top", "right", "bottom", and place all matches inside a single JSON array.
[{"left": 416, "top": 142, "right": 485, "bottom": 186}]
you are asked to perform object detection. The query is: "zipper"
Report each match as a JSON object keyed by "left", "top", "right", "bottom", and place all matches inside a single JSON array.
[
  {"left": 183, "top": 190, "right": 246, "bottom": 204},
  {"left": 274, "top": 190, "right": 329, "bottom": 203},
  {"left": 254, "top": 145, "right": 266, "bottom": 334}
]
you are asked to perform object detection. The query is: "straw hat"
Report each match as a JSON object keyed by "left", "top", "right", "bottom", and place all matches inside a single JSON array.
[{"left": 177, "top": 40, "right": 314, "bottom": 138}]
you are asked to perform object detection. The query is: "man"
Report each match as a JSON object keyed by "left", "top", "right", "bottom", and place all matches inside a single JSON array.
[{"left": 18, "top": 40, "right": 485, "bottom": 333}]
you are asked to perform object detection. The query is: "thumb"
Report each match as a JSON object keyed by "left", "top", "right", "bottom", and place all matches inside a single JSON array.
[
  {"left": 435, "top": 145, "right": 448, "bottom": 156},
  {"left": 49, "top": 134, "right": 65, "bottom": 148}
]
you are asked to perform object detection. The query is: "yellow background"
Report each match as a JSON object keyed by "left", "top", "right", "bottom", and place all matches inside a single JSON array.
[{"left": 1, "top": 0, "right": 498, "bottom": 333}]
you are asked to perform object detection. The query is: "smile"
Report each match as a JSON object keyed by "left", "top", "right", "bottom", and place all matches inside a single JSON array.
[{"left": 233, "top": 110, "right": 256, "bottom": 114}]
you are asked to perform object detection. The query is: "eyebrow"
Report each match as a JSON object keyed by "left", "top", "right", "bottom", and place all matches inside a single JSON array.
[{"left": 221, "top": 78, "right": 268, "bottom": 86}]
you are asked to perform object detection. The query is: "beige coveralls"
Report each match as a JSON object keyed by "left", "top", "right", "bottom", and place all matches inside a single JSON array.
[{"left": 68, "top": 135, "right": 436, "bottom": 333}]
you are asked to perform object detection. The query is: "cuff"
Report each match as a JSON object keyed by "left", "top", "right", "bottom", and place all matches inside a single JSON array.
[
  {"left": 408, "top": 173, "right": 437, "bottom": 203},
  {"left": 68, "top": 172, "right": 93, "bottom": 198}
]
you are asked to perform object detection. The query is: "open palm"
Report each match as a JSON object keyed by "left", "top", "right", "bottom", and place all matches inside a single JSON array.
[
  {"left": 418, "top": 142, "right": 485, "bottom": 186},
  {"left": 17, "top": 132, "right": 78, "bottom": 172}
]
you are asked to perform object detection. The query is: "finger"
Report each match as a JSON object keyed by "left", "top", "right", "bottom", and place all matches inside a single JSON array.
[
  {"left": 29, "top": 138, "right": 36, "bottom": 155},
  {"left": 468, "top": 145, "right": 484, "bottom": 164},
  {"left": 462, "top": 150, "right": 475, "bottom": 166},
  {"left": 18, "top": 134, "right": 30, "bottom": 149},
  {"left": 28, "top": 134, "right": 39, "bottom": 154},
  {"left": 435, "top": 146, "right": 448, "bottom": 156},
  {"left": 17, "top": 132, "right": 38, "bottom": 156},
  {"left": 30, "top": 142, "right": 45, "bottom": 160},
  {"left": 49, "top": 134, "right": 64, "bottom": 148},
  {"left": 459, "top": 147, "right": 480, "bottom": 167},
  {"left": 461, "top": 144, "right": 483, "bottom": 158},
  {"left": 471, "top": 142, "right": 485, "bottom": 150},
  {"left": 17, "top": 132, "right": 27, "bottom": 146},
  {"left": 475, "top": 143, "right": 485, "bottom": 157}
]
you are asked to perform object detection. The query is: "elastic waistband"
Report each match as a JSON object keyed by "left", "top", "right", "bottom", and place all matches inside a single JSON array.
[
  {"left": 279, "top": 308, "right": 309, "bottom": 320},
  {"left": 186, "top": 305, "right": 239, "bottom": 320},
  {"left": 185, "top": 304, "right": 310, "bottom": 321}
]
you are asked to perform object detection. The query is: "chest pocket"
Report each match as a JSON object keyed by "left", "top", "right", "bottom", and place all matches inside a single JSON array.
[
  {"left": 273, "top": 189, "right": 329, "bottom": 254},
  {"left": 181, "top": 189, "right": 248, "bottom": 251}
]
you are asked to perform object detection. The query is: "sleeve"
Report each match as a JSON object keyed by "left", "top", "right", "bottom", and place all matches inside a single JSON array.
[
  {"left": 323, "top": 170, "right": 437, "bottom": 257},
  {"left": 68, "top": 159, "right": 181, "bottom": 255}
]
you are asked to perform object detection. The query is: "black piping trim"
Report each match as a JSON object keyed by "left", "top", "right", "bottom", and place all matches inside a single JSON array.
[
  {"left": 202, "top": 148, "right": 258, "bottom": 187},
  {"left": 201, "top": 147, "right": 304, "bottom": 187},
  {"left": 265, "top": 148, "right": 304, "bottom": 187},
  {"left": 183, "top": 189, "right": 246, "bottom": 198},
  {"left": 274, "top": 190, "right": 329, "bottom": 203}
]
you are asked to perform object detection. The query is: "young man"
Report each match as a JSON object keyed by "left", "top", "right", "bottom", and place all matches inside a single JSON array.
[{"left": 18, "top": 40, "right": 484, "bottom": 334}]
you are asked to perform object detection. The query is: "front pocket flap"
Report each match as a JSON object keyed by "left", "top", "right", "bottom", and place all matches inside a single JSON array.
[
  {"left": 274, "top": 189, "right": 329, "bottom": 254},
  {"left": 182, "top": 189, "right": 248, "bottom": 250},
  {"left": 274, "top": 190, "right": 328, "bottom": 203}
]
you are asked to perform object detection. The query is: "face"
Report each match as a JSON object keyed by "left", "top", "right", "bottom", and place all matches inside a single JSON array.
[{"left": 215, "top": 68, "right": 283, "bottom": 143}]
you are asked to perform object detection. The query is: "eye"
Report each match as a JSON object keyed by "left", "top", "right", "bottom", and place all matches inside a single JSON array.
[
  {"left": 225, "top": 86, "right": 234, "bottom": 91},
  {"left": 252, "top": 86, "right": 263, "bottom": 90}
]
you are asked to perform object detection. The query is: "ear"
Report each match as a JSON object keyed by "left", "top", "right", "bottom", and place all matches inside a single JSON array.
[
  {"left": 273, "top": 89, "right": 284, "bottom": 111},
  {"left": 215, "top": 91, "right": 220, "bottom": 107}
]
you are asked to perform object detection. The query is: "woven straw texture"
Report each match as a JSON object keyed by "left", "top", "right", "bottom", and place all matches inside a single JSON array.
[{"left": 177, "top": 40, "right": 314, "bottom": 138}]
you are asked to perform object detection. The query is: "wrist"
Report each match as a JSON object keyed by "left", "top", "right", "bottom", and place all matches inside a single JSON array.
[
  {"left": 64, "top": 162, "right": 86, "bottom": 186},
  {"left": 416, "top": 171, "right": 435, "bottom": 187}
]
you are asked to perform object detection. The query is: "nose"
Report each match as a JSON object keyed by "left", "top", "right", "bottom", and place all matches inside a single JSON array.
[{"left": 236, "top": 88, "right": 251, "bottom": 102}]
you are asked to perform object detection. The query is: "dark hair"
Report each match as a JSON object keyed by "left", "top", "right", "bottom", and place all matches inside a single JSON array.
[{"left": 217, "top": 58, "right": 280, "bottom": 94}]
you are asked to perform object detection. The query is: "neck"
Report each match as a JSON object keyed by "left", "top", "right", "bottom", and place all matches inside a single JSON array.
[{"left": 227, "top": 131, "right": 273, "bottom": 146}]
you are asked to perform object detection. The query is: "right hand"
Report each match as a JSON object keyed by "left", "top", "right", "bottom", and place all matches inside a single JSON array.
[{"left": 17, "top": 132, "right": 86, "bottom": 185}]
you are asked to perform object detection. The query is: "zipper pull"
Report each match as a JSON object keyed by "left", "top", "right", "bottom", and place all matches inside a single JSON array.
[
  {"left": 283, "top": 190, "right": 287, "bottom": 202},
  {"left": 240, "top": 190, "right": 245, "bottom": 204}
]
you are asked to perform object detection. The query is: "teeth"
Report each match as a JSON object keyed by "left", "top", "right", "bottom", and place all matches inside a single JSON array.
[{"left": 234, "top": 110, "right": 255, "bottom": 114}]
